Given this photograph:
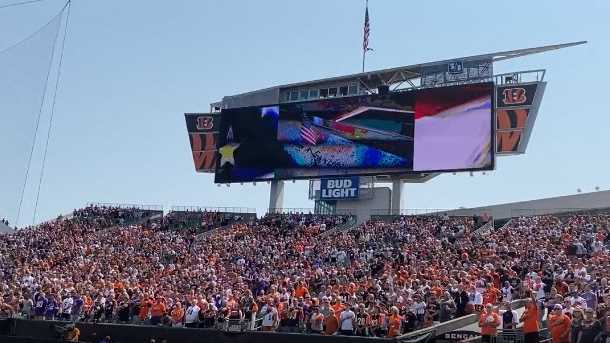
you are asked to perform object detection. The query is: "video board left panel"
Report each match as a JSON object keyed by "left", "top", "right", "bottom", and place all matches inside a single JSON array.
[{"left": 184, "top": 113, "right": 220, "bottom": 172}]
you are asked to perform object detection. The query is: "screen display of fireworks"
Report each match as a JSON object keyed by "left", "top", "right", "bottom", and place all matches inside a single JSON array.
[{"left": 215, "top": 82, "right": 494, "bottom": 183}]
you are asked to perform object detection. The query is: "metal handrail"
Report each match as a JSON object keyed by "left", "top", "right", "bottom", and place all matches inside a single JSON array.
[
  {"left": 87, "top": 202, "right": 164, "bottom": 211},
  {"left": 494, "top": 69, "right": 546, "bottom": 84},
  {"left": 170, "top": 206, "right": 256, "bottom": 214},
  {"left": 266, "top": 208, "right": 357, "bottom": 216}
]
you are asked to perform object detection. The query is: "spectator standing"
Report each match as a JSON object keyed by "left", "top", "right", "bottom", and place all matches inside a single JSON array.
[
  {"left": 170, "top": 302, "right": 185, "bottom": 327},
  {"left": 150, "top": 297, "right": 166, "bottom": 326},
  {"left": 500, "top": 301, "right": 518, "bottom": 330},
  {"left": 520, "top": 296, "right": 541, "bottom": 343},
  {"left": 184, "top": 301, "right": 200, "bottom": 328},
  {"left": 574, "top": 308, "right": 602, "bottom": 343},
  {"left": 310, "top": 306, "right": 324, "bottom": 334},
  {"left": 324, "top": 308, "right": 339, "bottom": 335},
  {"left": 479, "top": 304, "right": 500, "bottom": 343},
  {"left": 548, "top": 304, "right": 571, "bottom": 343},
  {"left": 339, "top": 305, "right": 356, "bottom": 336}
]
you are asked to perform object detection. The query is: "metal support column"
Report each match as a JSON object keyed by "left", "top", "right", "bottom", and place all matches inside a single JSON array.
[
  {"left": 268, "top": 180, "right": 285, "bottom": 212},
  {"left": 391, "top": 179, "right": 403, "bottom": 215}
]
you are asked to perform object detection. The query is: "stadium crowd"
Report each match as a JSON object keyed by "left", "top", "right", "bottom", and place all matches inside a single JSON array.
[{"left": 0, "top": 205, "right": 609, "bottom": 342}]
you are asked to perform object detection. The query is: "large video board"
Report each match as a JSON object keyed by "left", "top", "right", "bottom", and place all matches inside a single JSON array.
[{"left": 215, "top": 82, "right": 494, "bottom": 183}]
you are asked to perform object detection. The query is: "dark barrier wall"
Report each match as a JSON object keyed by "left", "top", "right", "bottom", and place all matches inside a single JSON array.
[
  {"left": 5, "top": 319, "right": 390, "bottom": 343},
  {"left": 0, "top": 319, "right": 11, "bottom": 335}
]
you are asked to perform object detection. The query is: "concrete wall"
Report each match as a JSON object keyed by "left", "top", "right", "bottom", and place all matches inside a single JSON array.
[
  {"left": 335, "top": 187, "right": 391, "bottom": 224},
  {"left": 442, "top": 190, "right": 610, "bottom": 220}
]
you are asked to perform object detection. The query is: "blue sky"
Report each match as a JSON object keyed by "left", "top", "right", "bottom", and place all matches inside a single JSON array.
[{"left": 1, "top": 0, "right": 608, "bottom": 225}]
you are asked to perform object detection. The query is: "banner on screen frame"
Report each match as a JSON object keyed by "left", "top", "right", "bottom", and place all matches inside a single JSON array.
[{"left": 320, "top": 177, "right": 360, "bottom": 200}]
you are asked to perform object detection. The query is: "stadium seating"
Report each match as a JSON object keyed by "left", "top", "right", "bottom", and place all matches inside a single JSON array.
[{"left": 0, "top": 206, "right": 608, "bottom": 341}]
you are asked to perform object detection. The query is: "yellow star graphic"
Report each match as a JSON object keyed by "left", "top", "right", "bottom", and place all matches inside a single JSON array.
[{"left": 218, "top": 143, "right": 240, "bottom": 166}]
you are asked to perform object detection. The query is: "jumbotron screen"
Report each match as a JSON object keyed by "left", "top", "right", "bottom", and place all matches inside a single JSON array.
[{"left": 215, "top": 82, "right": 494, "bottom": 183}]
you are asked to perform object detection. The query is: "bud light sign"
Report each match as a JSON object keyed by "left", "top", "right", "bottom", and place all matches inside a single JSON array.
[{"left": 320, "top": 177, "right": 360, "bottom": 200}]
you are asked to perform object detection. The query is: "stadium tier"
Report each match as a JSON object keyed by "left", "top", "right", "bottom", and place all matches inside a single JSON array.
[{"left": 0, "top": 205, "right": 608, "bottom": 343}]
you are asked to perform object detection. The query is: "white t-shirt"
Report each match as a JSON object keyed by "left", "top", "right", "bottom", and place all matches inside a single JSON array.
[
  {"left": 185, "top": 305, "right": 200, "bottom": 323},
  {"left": 339, "top": 310, "right": 355, "bottom": 330},
  {"left": 62, "top": 298, "right": 73, "bottom": 314},
  {"left": 262, "top": 307, "right": 277, "bottom": 327}
]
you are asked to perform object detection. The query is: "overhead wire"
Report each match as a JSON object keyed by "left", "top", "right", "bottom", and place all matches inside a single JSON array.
[
  {"left": 0, "top": 0, "right": 46, "bottom": 10},
  {"left": 32, "top": 0, "right": 71, "bottom": 224},
  {"left": 13, "top": 1, "right": 69, "bottom": 226}
]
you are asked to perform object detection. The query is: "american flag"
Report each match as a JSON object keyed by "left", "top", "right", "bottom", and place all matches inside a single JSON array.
[
  {"left": 363, "top": 2, "right": 370, "bottom": 53},
  {"left": 300, "top": 123, "right": 319, "bottom": 145}
]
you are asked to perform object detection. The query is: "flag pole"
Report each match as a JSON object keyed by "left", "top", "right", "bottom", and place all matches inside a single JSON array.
[
  {"left": 362, "top": 0, "right": 368, "bottom": 73},
  {"left": 362, "top": 48, "right": 366, "bottom": 73}
]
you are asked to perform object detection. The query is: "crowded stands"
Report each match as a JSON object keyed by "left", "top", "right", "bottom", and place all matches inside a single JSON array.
[{"left": 0, "top": 205, "right": 609, "bottom": 341}]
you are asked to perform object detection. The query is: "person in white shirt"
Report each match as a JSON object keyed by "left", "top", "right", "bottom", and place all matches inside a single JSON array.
[
  {"left": 261, "top": 303, "right": 278, "bottom": 332},
  {"left": 184, "top": 301, "right": 200, "bottom": 328},
  {"left": 61, "top": 296, "right": 73, "bottom": 321},
  {"left": 501, "top": 282, "right": 513, "bottom": 303},
  {"left": 339, "top": 306, "right": 356, "bottom": 336}
]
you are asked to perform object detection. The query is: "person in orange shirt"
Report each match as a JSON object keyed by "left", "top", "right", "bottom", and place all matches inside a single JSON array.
[
  {"left": 547, "top": 305, "right": 571, "bottom": 343},
  {"left": 294, "top": 281, "right": 309, "bottom": 299},
  {"left": 150, "top": 297, "right": 166, "bottom": 326},
  {"left": 387, "top": 306, "right": 402, "bottom": 337},
  {"left": 478, "top": 303, "right": 500, "bottom": 343},
  {"left": 324, "top": 308, "right": 339, "bottom": 335},
  {"left": 332, "top": 298, "right": 344, "bottom": 317},
  {"left": 170, "top": 302, "right": 185, "bottom": 328},
  {"left": 138, "top": 296, "right": 152, "bottom": 323},
  {"left": 520, "top": 296, "right": 540, "bottom": 343},
  {"left": 483, "top": 284, "right": 501, "bottom": 306}
]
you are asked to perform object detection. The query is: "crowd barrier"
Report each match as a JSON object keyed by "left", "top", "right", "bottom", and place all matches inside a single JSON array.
[{"left": 0, "top": 319, "right": 390, "bottom": 343}]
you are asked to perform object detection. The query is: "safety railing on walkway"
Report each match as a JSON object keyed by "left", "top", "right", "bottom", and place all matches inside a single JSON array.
[
  {"left": 171, "top": 206, "right": 256, "bottom": 214},
  {"left": 267, "top": 208, "right": 357, "bottom": 216},
  {"left": 88, "top": 202, "right": 164, "bottom": 211}
]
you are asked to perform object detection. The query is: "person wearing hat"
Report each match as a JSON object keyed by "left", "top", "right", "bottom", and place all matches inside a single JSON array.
[
  {"left": 548, "top": 304, "right": 571, "bottom": 343},
  {"left": 478, "top": 303, "right": 500, "bottom": 343}
]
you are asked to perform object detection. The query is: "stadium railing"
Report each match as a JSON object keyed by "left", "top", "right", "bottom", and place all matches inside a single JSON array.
[
  {"left": 170, "top": 206, "right": 256, "bottom": 214},
  {"left": 88, "top": 202, "right": 164, "bottom": 211},
  {"left": 370, "top": 208, "right": 454, "bottom": 216},
  {"left": 266, "top": 208, "right": 357, "bottom": 216},
  {"left": 510, "top": 207, "right": 610, "bottom": 218}
]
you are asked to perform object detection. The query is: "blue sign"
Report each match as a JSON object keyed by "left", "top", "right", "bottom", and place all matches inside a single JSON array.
[{"left": 320, "top": 177, "right": 360, "bottom": 200}]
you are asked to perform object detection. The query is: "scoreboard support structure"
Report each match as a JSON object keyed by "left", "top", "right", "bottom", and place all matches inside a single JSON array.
[
  {"left": 391, "top": 178, "right": 404, "bottom": 215},
  {"left": 269, "top": 180, "right": 285, "bottom": 211}
]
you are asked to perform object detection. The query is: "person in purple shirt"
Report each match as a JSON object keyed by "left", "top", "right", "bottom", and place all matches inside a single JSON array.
[
  {"left": 45, "top": 295, "right": 59, "bottom": 320},
  {"left": 34, "top": 293, "right": 47, "bottom": 320},
  {"left": 581, "top": 284, "right": 598, "bottom": 309},
  {"left": 72, "top": 293, "right": 84, "bottom": 322}
]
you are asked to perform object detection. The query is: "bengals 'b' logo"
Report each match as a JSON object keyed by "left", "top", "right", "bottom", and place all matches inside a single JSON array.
[
  {"left": 502, "top": 88, "right": 527, "bottom": 105},
  {"left": 196, "top": 116, "right": 214, "bottom": 130}
]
